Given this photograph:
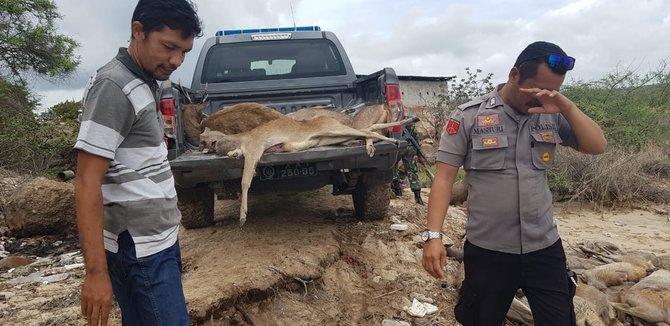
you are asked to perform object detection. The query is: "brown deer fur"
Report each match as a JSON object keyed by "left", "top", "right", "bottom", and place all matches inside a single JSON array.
[
  {"left": 286, "top": 106, "right": 352, "bottom": 125},
  {"left": 582, "top": 262, "right": 648, "bottom": 290},
  {"left": 200, "top": 102, "right": 286, "bottom": 135},
  {"left": 200, "top": 106, "right": 414, "bottom": 226},
  {"left": 182, "top": 102, "right": 206, "bottom": 146},
  {"left": 182, "top": 102, "right": 287, "bottom": 148},
  {"left": 611, "top": 269, "right": 670, "bottom": 324}
]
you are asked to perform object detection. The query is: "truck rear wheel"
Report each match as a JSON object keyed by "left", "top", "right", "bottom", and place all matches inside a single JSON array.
[
  {"left": 352, "top": 171, "right": 392, "bottom": 220},
  {"left": 177, "top": 185, "right": 214, "bottom": 229}
]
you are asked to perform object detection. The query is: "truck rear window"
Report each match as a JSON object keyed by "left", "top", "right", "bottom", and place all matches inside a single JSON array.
[{"left": 201, "top": 39, "right": 346, "bottom": 83}]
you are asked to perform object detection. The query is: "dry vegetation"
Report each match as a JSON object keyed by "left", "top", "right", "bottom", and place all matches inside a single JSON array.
[{"left": 553, "top": 146, "right": 670, "bottom": 206}]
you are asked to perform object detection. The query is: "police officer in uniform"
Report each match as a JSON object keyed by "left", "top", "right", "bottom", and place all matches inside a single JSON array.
[
  {"left": 392, "top": 116, "right": 424, "bottom": 205},
  {"left": 421, "top": 41, "right": 607, "bottom": 325}
]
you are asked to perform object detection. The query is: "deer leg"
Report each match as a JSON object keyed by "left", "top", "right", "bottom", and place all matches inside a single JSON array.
[
  {"left": 238, "top": 145, "right": 263, "bottom": 227},
  {"left": 365, "top": 138, "right": 375, "bottom": 157},
  {"left": 280, "top": 139, "right": 321, "bottom": 152},
  {"left": 365, "top": 117, "right": 418, "bottom": 132},
  {"left": 311, "top": 128, "right": 399, "bottom": 144}
]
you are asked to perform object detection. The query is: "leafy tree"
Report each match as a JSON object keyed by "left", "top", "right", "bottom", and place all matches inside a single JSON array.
[
  {"left": 430, "top": 68, "right": 495, "bottom": 138},
  {"left": 0, "top": 0, "right": 79, "bottom": 81},
  {"left": 40, "top": 99, "right": 80, "bottom": 121},
  {"left": 0, "top": 1, "right": 81, "bottom": 174},
  {"left": 435, "top": 67, "right": 495, "bottom": 116},
  {"left": 442, "top": 67, "right": 495, "bottom": 108}
]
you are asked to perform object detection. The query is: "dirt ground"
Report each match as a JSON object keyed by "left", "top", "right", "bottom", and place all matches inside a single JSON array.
[{"left": 1, "top": 181, "right": 669, "bottom": 325}]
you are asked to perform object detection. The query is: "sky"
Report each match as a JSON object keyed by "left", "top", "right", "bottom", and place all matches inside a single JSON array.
[{"left": 30, "top": 0, "right": 670, "bottom": 110}]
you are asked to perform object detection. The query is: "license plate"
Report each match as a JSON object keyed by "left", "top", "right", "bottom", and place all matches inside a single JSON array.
[{"left": 258, "top": 163, "right": 317, "bottom": 180}]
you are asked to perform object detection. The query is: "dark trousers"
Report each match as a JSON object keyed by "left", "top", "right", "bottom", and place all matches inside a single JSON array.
[
  {"left": 106, "top": 231, "right": 189, "bottom": 326},
  {"left": 455, "top": 239, "right": 576, "bottom": 326}
]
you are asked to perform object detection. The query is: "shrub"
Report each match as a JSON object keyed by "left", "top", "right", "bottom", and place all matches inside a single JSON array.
[
  {"left": 551, "top": 146, "right": 670, "bottom": 206},
  {"left": 39, "top": 99, "right": 80, "bottom": 121},
  {"left": 562, "top": 64, "right": 670, "bottom": 150},
  {"left": 0, "top": 79, "right": 78, "bottom": 175}
]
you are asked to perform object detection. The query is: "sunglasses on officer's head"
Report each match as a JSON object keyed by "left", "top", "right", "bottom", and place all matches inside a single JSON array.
[
  {"left": 517, "top": 53, "right": 576, "bottom": 72},
  {"left": 546, "top": 53, "right": 576, "bottom": 71}
]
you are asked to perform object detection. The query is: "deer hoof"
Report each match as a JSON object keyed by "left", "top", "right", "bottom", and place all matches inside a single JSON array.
[
  {"left": 227, "top": 149, "right": 243, "bottom": 158},
  {"left": 366, "top": 145, "right": 375, "bottom": 157}
]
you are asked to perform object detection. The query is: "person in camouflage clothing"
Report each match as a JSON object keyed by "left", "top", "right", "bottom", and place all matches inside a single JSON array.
[{"left": 392, "top": 117, "right": 424, "bottom": 205}]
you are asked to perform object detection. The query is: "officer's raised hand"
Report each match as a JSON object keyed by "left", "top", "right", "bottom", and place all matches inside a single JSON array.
[
  {"left": 520, "top": 87, "right": 607, "bottom": 154},
  {"left": 519, "top": 87, "right": 576, "bottom": 114}
]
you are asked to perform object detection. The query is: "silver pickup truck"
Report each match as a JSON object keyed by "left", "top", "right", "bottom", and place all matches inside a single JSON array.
[{"left": 159, "top": 26, "right": 408, "bottom": 228}]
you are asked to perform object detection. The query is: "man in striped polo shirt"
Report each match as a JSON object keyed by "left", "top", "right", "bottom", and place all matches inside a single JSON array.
[{"left": 74, "top": 1, "right": 201, "bottom": 325}]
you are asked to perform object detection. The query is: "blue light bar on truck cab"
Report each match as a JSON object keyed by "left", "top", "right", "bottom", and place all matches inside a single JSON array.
[{"left": 215, "top": 26, "right": 321, "bottom": 36}]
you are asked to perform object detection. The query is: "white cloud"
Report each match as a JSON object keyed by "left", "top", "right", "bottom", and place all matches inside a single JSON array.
[{"left": 33, "top": 0, "right": 670, "bottom": 107}]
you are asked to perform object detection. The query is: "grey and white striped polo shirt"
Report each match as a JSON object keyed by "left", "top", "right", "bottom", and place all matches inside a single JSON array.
[{"left": 75, "top": 48, "right": 181, "bottom": 258}]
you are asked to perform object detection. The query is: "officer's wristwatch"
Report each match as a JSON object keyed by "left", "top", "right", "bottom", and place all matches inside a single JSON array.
[{"left": 421, "top": 230, "right": 443, "bottom": 242}]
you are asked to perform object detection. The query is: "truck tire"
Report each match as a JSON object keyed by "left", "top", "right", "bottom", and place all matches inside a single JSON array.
[
  {"left": 352, "top": 171, "right": 392, "bottom": 220},
  {"left": 176, "top": 185, "right": 214, "bottom": 229}
]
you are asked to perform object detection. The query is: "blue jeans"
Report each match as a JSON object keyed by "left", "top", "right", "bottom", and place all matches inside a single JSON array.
[{"left": 106, "top": 231, "right": 189, "bottom": 326}]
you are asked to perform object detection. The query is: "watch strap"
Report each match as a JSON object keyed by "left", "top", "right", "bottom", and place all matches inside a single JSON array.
[{"left": 427, "top": 231, "right": 442, "bottom": 240}]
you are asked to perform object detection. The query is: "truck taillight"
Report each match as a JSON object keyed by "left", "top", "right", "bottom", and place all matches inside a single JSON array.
[
  {"left": 159, "top": 98, "right": 176, "bottom": 141},
  {"left": 385, "top": 84, "right": 405, "bottom": 132}
]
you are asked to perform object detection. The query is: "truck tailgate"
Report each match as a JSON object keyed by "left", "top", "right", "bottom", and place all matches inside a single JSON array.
[{"left": 170, "top": 141, "right": 407, "bottom": 187}]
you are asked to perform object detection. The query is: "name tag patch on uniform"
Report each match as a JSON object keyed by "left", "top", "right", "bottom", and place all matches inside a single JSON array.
[
  {"left": 481, "top": 136, "right": 499, "bottom": 147},
  {"left": 476, "top": 113, "right": 499, "bottom": 127},
  {"left": 530, "top": 123, "right": 557, "bottom": 132},
  {"left": 474, "top": 125, "right": 504, "bottom": 135},
  {"left": 539, "top": 131, "right": 556, "bottom": 143},
  {"left": 446, "top": 119, "right": 460, "bottom": 135},
  {"left": 542, "top": 151, "right": 551, "bottom": 162}
]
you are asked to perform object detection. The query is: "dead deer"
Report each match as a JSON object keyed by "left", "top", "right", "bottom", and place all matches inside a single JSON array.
[
  {"left": 582, "top": 262, "right": 648, "bottom": 290},
  {"left": 178, "top": 82, "right": 208, "bottom": 147},
  {"left": 182, "top": 102, "right": 207, "bottom": 147},
  {"left": 200, "top": 102, "right": 286, "bottom": 136},
  {"left": 611, "top": 269, "right": 670, "bottom": 324},
  {"left": 200, "top": 108, "right": 417, "bottom": 226},
  {"left": 288, "top": 104, "right": 394, "bottom": 155},
  {"left": 286, "top": 105, "right": 352, "bottom": 125},
  {"left": 350, "top": 103, "right": 393, "bottom": 129},
  {"left": 575, "top": 282, "right": 619, "bottom": 325},
  {"left": 183, "top": 101, "right": 287, "bottom": 150},
  {"left": 344, "top": 104, "right": 393, "bottom": 153}
]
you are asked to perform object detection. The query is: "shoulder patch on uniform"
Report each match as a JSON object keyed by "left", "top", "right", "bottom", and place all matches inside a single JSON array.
[{"left": 446, "top": 119, "right": 460, "bottom": 135}]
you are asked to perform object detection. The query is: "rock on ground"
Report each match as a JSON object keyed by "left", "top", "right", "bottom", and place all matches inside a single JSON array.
[{"left": 4, "top": 177, "right": 76, "bottom": 238}]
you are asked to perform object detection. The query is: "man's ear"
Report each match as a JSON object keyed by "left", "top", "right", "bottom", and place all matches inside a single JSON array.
[
  {"left": 508, "top": 67, "right": 520, "bottom": 85},
  {"left": 131, "top": 21, "right": 145, "bottom": 40}
]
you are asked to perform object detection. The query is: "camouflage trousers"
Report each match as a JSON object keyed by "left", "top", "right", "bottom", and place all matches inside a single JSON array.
[{"left": 393, "top": 154, "right": 421, "bottom": 191}]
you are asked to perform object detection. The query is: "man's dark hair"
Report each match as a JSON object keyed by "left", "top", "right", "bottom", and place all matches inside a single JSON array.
[
  {"left": 514, "top": 41, "right": 569, "bottom": 83},
  {"left": 132, "top": 0, "right": 203, "bottom": 39}
]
